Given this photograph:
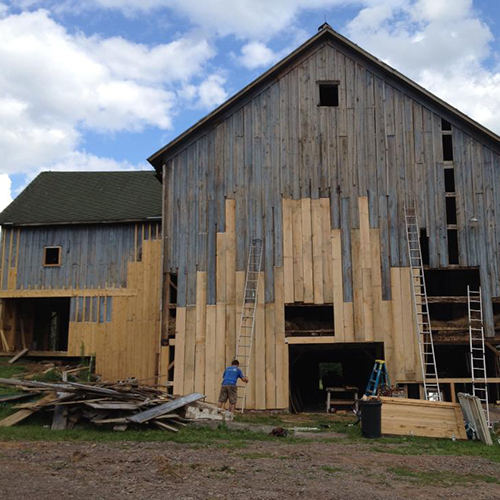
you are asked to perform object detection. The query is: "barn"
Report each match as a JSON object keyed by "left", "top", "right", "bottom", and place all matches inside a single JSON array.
[
  {"left": 149, "top": 24, "right": 500, "bottom": 410},
  {"left": 0, "top": 171, "right": 163, "bottom": 383}
]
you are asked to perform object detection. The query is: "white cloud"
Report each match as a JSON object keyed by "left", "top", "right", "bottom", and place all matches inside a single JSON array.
[
  {"left": 20, "top": 0, "right": 352, "bottom": 39},
  {"left": 0, "top": 174, "right": 13, "bottom": 212},
  {"left": 345, "top": 0, "right": 500, "bottom": 134},
  {"left": 0, "top": 9, "right": 221, "bottom": 175},
  {"left": 197, "top": 74, "right": 228, "bottom": 109},
  {"left": 45, "top": 150, "right": 142, "bottom": 172},
  {"left": 239, "top": 42, "right": 279, "bottom": 70}
]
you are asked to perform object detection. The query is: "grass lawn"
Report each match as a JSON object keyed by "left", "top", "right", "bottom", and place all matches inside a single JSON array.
[{"left": 1, "top": 359, "right": 500, "bottom": 465}]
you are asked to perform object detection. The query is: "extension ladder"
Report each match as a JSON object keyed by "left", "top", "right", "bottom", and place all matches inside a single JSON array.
[
  {"left": 404, "top": 202, "right": 441, "bottom": 401},
  {"left": 235, "top": 238, "right": 263, "bottom": 412},
  {"left": 365, "top": 360, "right": 390, "bottom": 397},
  {"left": 468, "top": 286, "right": 490, "bottom": 427}
]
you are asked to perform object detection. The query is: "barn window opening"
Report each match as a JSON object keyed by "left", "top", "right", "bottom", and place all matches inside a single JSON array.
[
  {"left": 318, "top": 83, "right": 339, "bottom": 107},
  {"left": 442, "top": 134, "right": 454, "bottom": 161},
  {"left": 446, "top": 197, "right": 457, "bottom": 225},
  {"left": 43, "top": 246, "right": 62, "bottom": 267},
  {"left": 444, "top": 168, "right": 455, "bottom": 193},
  {"left": 447, "top": 229, "right": 459, "bottom": 264},
  {"left": 420, "top": 229, "right": 430, "bottom": 266},
  {"left": 441, "top": 118, "right": 452, "bottom": 131},
  {"left": 425, "top": 268, "right": 480, "bottom": 297},
  {"left": 285, "top": 305, "right": 334, "bottom": 336}
]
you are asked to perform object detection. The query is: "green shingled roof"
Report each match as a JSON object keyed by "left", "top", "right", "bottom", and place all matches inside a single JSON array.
[{"left": 0, "top": 171, "right": 162, "bottom": 226}]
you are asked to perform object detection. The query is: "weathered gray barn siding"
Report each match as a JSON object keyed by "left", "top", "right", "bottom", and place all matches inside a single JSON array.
[
  {"left": 161, "top": 41, "right": 500, "bottom": 335},
  {"left": 0, "top": 222, "right": 159, "bottom": 291}
]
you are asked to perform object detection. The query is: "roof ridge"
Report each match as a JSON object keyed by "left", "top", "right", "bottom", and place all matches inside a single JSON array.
[{"left": 148, "top": 24, "right": 500, "bottom": 169}]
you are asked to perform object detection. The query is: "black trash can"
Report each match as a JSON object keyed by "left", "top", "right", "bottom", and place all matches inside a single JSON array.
[{"left": 359, "top": 399, "right": 382, "bottom": 438}]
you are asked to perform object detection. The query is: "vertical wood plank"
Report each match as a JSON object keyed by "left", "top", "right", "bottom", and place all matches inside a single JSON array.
[
  {"left": 292, "top": 199, "right": 304, "bottom": 302},
  {"left": 205, "top": 304, "right": 217, "bottom": 403},
  {"left": 331, "top": 229, "right": 344, "bottom": 342},
  {"left": 194, "top": 272, "right": 207, "bottom": 394},
  {"left": 282, "top": 198, "right": 294, "bottom": 304},
  {"left": 311, "top": 198, "right": 324, "bottom": 304},
  {"left": 301, "top": 198, "right": 314, "bottom": 303},
  {"left": 274, "top": 266, "right": 288, "bottom": 409},
  {"left": 265, "top": 303, "right": 276, "bottom": 409},
  {"left": 255, "top": 272, "right": 266, "bottom": 409}
]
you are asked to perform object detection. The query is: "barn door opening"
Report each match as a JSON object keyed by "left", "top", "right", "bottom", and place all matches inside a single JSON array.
[
  {"left": 4, "top": 298, "right": 71, "bottom": 352},
  {"left": 288, "top": 342, "right": 384, "bottom": 412},
  {"left": 32, "top": 298, "right": 70, "bottom": 352}
]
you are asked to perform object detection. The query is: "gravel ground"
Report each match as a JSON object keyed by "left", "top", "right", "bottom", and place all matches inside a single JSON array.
[{"left": 1, "top": 438, "right": 500, "bottom": 500}]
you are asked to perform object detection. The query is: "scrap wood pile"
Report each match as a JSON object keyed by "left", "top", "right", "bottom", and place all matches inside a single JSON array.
[{"left": 0, "top": 378, "right": 231, "bottom": 432}]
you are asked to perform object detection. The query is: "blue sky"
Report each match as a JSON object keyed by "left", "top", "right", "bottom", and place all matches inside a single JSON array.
[{"left": 1, "top": 0, "right": 500, "bottom": 209}]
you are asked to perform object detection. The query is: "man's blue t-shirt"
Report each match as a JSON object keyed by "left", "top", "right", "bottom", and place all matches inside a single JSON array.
[{"left": 222, "top": 366, "right": 244, "bottom": 386}]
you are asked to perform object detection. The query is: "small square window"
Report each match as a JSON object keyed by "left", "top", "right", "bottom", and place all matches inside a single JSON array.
[
  {"left": 44, "top": 246, "right": 62, "bottom": 267},
  {"left": 319, "top": 83, "right": 339, "bottom": 107}
]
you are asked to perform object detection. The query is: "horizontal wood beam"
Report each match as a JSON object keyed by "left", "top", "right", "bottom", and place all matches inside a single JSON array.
[
  {"left": 397, "top": 377, "right": 500, "bottom": 384},
  {"left": 286, "top": 336, "right": 336, "bottom": 344},
  {"left": 0, "top": 289, "right": 137, "bottom": 299},
  {"left": 0, "top": 350, "right": 83, "bottom": 358}
]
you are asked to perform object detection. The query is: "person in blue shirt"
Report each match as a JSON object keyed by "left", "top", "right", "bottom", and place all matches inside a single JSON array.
[{"left": 218, "top": 359, "right": 249, "bottom": 413}]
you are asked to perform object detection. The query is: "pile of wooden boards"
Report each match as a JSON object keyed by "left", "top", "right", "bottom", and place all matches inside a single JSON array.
[
  {"left": 380, "top": 396, "right": 468, "bottom": 440},
  {"left": 0, "top": 378, "right": 230, "bottom": 432}
]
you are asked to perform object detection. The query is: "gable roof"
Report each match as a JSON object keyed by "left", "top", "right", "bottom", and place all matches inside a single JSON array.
[
  {"left": 0, "top": 171, "right": 162, "bottom": 226},
  {"left": 148, "top": 23, "right": 500, "bottom": 171}
]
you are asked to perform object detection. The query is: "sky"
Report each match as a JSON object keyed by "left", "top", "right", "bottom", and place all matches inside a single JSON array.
[{"left": 1, "top": 0, "right": 500, "bottom": 211}]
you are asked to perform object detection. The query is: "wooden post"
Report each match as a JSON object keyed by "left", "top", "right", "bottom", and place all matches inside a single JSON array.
[{"left": 450, "top": 382, "right": 456, "bottom": 403}]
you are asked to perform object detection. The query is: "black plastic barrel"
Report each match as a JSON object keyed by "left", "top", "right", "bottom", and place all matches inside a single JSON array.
[{"left": 359, "top": 399, "right": 382, "bottom": 438}]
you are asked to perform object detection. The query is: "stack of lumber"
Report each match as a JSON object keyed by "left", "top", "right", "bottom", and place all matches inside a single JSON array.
[
  {"left": 380, "top": 396, "right": 467, "bottom": 440},
  {"left": 0, "top": 378, "right": 228, "bottom": 432}
]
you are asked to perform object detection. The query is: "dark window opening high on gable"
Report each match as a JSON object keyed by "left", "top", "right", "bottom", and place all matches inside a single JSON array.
[
  {"left": 442, "top": 134, "right": 454, "bottom": 161},
  {"left": 319, "top": 83, "right": 339, "bottom": 107},
  {"left": 447, "top": 229, "right": 459, "bottom": 264},
  {"left": 441, "top": 118, "right": 452, "bottom": 131},
  {"left": 446, "top": 197, "right": 457, "bottom": 225},
  {"left": 43, "top": 246, "right": 61, "bottom": 267},
  {"left": 444, "top": 169, "right": 455, "bottom": 192}
]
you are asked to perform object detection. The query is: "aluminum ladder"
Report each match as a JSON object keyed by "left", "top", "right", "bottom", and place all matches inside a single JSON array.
[
  {"left": 235, "top": 238, "right": 263, "bottom": 412},
  {"left": 468, "top": 286, "right": 490, "bottom": 427},
  {"left": 404, "top": 202, "right": 441, "bottom": 401}
]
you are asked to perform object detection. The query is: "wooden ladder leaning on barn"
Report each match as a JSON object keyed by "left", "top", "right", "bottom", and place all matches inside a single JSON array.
[
  {"left": 404, "top": 202, "right": 442, "bottom": 401},
  {"left": 467, "top": 286, "right": 491, "bottom": 428},
  {"left": 235, "top": 238, "right": 263, "bottom": 413}
]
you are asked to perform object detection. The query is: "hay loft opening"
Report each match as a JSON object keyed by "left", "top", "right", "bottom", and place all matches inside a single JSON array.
[
  {"left": 289, "top": 343, "right": 384, "bottom": 412},
  {"left": 424, "top": 269, "right": 481, "bottom": 333},
  {"left": 425, "top": 269, "right": 480, "bottom": 297},
  {"left": 285, "top": 305, "right": 333, "bottom": 337},
  {"left": 318, "top": 82, "right": 339, "bottom": 107}
]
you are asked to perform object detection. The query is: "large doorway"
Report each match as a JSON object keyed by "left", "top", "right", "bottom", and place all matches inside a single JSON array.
[
  {"left": 288, "top": 342, "right": 384, "bottom": 412},
  {"left": 2, "top": 298, "right": 70, "bottom": 352}
]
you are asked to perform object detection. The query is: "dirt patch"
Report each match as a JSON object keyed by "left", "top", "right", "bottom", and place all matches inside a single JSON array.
[{"left": 1, "top": 439, "right": 499, "bottom": 499}]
